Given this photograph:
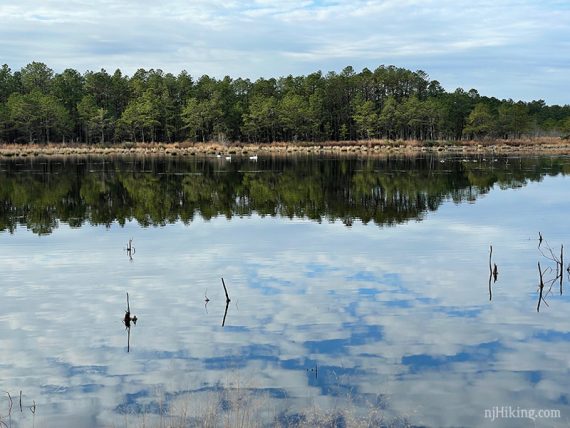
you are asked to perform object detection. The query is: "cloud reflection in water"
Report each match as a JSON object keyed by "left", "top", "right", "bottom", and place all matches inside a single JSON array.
[{"left": 0, "top": 159, "right": 569, "bottom": 426}]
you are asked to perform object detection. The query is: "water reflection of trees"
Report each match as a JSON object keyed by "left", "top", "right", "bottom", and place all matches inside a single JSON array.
[{"left": 0, "top": 156, "right": 569, "bottom": 235}]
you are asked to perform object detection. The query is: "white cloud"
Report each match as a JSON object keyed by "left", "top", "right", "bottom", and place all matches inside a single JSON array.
[{"left": 0, "top": 0, "right": 568, "bottom": 102}]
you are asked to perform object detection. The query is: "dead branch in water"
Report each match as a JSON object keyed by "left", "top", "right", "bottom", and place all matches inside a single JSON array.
[
  {"left": 123, "top": 292, "right": 137, "bottom": 352},
  {"left": 221, "top": 277, "right": 231, "bottom": 303},
  {"left": 220, "top": 278, "right": 232, "bottom": 326},
  {"left": 488, "top": 245, "right": 498, "bottom": 300},
  {"left": 539, "top": 238, "right": 563, "bottom": 269},
  {"left": 537, "top": 236, "right": 565, "bottom": 306},
  {"left": 222, "top": 301, "right": 230, "bottom": 327},
  {"left": 5, "top": 392, "right": 12, "bottom": 415},
  {"left": 560, "top": 245, "right": 564, "bottom": 296},
  {"left": 123, "top": 293, "right": 137, "bottom": 327},
  {"left": 125, "top": 238, "right": 135, "bottom": 260},
  {"left": 537, "top": 262, "right": 545, "bottom": 312}
]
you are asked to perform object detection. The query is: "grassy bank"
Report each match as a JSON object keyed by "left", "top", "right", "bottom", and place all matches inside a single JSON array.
[{"left": 1, "top": 138, "right": 570, "bottom": 159}]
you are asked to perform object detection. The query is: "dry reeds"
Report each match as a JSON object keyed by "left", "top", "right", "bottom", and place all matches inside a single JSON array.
[{"left": 1, "top": 137, "right": 570, "bottom": 159}]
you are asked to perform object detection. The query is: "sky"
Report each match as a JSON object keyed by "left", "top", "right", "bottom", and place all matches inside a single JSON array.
[{"left": 0, "top": 0, "right": 569, "bottom": 105}]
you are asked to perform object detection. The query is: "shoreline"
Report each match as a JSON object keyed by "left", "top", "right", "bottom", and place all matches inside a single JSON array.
[{"left": 1, "top": 139, "right": 570, "bottom": 158}]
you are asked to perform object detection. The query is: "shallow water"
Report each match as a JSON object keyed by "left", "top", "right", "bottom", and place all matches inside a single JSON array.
[{"left": 1, "top": 155, "right": 570, "bottom": 427}]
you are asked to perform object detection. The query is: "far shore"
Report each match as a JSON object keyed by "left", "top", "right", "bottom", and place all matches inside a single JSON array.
[{"left": 1, "top": 138, "right": 570, "bottom": 159}]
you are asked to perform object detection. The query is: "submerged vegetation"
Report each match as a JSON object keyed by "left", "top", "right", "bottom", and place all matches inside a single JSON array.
[
  {"left": 0, "top": 62, "right": 569, "bottom": 145},
  {"left": 116, "top": 382, "right": 395, "bottom": 428}
]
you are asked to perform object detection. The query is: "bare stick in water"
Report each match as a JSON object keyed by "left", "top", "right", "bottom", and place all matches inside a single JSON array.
[
  {"left": 557, "top": 245, "right": 564, "bottom": 296},
  {"left": 221, "top": 277, "right": 231, "bottom": 303},
  {"left": 125, "top": 238, "right": 135, "bottom": 260},
  {"left": 537, "top": 262, "right": 545, "bottom": 312},
  {"left": 222, "top": 300, "right": 230, "bottom": 327},
  {"left": 6, "top": 391, "right": 12, "bottom": 415},
  {"left": 488, "top": 245, "right": 494, "bottom": 300}
]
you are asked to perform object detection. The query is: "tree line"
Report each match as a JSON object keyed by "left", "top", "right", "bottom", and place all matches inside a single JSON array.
[{"left": 1, "top": 62, "right": 569, "bottom": 145}]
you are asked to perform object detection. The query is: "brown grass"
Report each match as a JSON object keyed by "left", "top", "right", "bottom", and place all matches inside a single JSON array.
[
  {"left": 115, "top": 379, "right": 407, "bottom": 428},
  {"left": 1, "top": 137, "right": 570, "bottom": 159}
]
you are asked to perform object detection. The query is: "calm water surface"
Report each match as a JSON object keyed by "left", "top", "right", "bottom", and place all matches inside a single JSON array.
[{"left": 1, "top": 155, "right": 570, "bottom": 427}]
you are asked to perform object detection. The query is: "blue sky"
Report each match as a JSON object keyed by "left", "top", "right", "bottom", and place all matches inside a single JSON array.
[{"left": 0, "top": 0, "right": 569, "bottom": 104}]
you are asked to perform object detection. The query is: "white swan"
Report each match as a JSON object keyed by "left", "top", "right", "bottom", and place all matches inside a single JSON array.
[{"left": 249, "top": 155, "right": 258, "bottom": 161}]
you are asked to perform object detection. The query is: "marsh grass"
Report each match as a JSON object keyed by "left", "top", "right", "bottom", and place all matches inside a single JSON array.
[
  {"left": 1, "top": 379, "right": 409, "bottom": 428},
  {"left": 1, "top": 137, "right": 569, "bottom": 159},
  {"left": 116, "top": 374, "right": 410, "bottom": 428},
  {"left": 0, "top": 391, "right": 36, "bottom": 428}
]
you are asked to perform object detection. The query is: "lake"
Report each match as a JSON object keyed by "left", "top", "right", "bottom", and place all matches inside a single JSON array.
[{"left": 1, "top": 154, "right": 569, "bottom": 427}]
